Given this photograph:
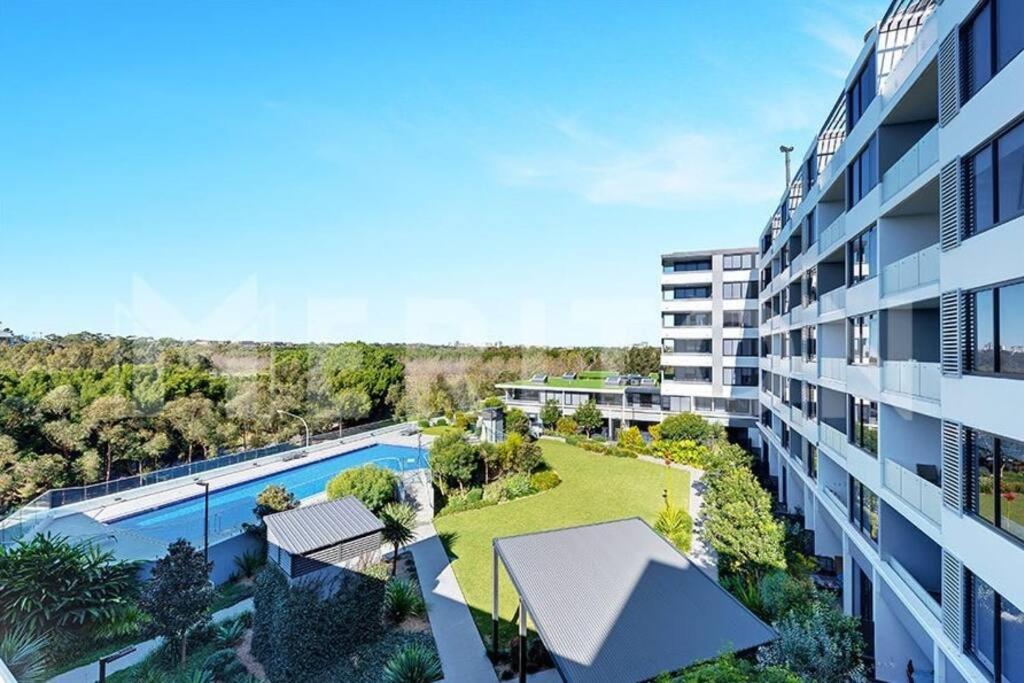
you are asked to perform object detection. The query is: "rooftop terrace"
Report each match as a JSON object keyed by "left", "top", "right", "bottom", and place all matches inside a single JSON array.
[{"left": 498, "top": 371, "right": 659, "bottom": 392}]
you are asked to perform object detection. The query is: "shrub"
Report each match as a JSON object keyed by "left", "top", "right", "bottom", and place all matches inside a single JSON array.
[
  {"left": 702, "top": 466, "right": 786, "bottom": 577},
  {"left": 654, "top": 502, "right": 693, "bottom": 552},
  {"left": 382, "top": 643, "right": 443, "bottom": 683},
  {"left": 253, "top": 484, "right": 298, "bottom": 521},
  {"left": 384, "top": 579, "right": 425, "bottom": 622},
  {"left": 325, "top": 464, "right": 398, "bottom": 513},
  {"left": 429, "top": 432, "right": 479, "bottom": 496},
  {"left": 233, "top": 550, "right": 265, "bottom": 579},
  {"left": 453, "top": 411, "right": 472, "bottom": 431},
  {"left": 482, "top": 396, "right": 503, "bottom": 409},
  {"left": 555, "top": 416, "right": 578, "bottom": 436},
  {"left": 214, "top": 617, "right": 246, "bottom": 647},
  {"left": 590, "top": 433, "right": 607, "bottom": 443},
  {"left": 573, "top": 400, "right": 603, "bottom": 436},
  {"left": 499, "top": 433, "right": 543, "bottom": 474},
  {"left": 504, "top": 408, "right": 530, "bottom": 437},
  {"left": 564, "top": 434, "right": 580, "bottom": 446},
  {"left": 436, "top": 488, "right": 493, "bottom": 517},
  {"left": 434, "top": 417, "right": 448, "bottom": 427},
  {"left": 658, "top": 412, "right": 715, "bottom": 443},
  {"left": 759, "top": 571, "right": 818, "bottom": 623},
  {"left": 202, "top": 648, "right": 245, "bottom": 680},
  {"left": 417, "top": 419, "right": 430, "bottom": 429},
  {"left": 680, "top": 652, "right": 799, "bottom": 682},
  {"left": 483, "top": 473, "right": 535, "bottom": 503},
  {"left": 651, "top": 439, "right": 708, "bottom": 467},
  {"left": 721, "top": 573, "right": 767, "bottom": 620},
  {"left": 617, "top": 426, "right": 646, "bottom": 453},
  {"left": 605, "top": 446, "right": 637, "bottom": 458},
  {"left": 530, "top": 470, "right": 561, "bottom": 491},
  {"left": 757, "top": 601, "right": 865, "bottom": 682},
  {"left": 0, "top": 625, "right": 50, "bottom": 683},
  {"left": 141, "top": 540, "right": 214, "bottom": 666}
]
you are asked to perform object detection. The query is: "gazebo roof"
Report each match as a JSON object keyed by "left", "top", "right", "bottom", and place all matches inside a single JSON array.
[{"left": 265, "top": 496, "right": 383, "bottom": 555}]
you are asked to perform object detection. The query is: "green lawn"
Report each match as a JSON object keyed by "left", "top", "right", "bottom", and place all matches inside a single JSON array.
[
  {"left": 434, "top": 439, "right": 690, "bottom": 645},
  {"left": 421, "top": 425, "right": 464, "bottom": 437}
]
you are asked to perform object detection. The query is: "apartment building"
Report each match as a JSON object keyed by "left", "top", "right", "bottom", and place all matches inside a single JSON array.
[
  {"left": 661, "top": 248, "right": 762, "bottom": 448},
  {"left": 755, "top": 0, "right": 1023, "bottom": 680}
]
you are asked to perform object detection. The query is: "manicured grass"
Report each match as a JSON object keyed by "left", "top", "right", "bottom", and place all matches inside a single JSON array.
[
  {"left": 434, "top": 439, "right": 690, "bottom": 644},
  {"left": 421, "top": 425, "right": 464, "bottom": 437}
]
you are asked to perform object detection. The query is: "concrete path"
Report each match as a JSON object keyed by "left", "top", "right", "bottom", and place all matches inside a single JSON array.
[
  {"left": 48, "top": 599, "right": 254, "bottom": 683},
  {"left": 409, "top": 523, "right": 498, "bottom": 683}
]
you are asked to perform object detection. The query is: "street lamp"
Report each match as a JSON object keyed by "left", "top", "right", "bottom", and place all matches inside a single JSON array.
[
  {"left": 195, "top": 481, "right": 210, "bottom": 564},
  {"left": 98, "top": 646, "right": 136, "bottom": 682},
  {"left": 277, "top": 409, "right": 310, "bottom": 447}
]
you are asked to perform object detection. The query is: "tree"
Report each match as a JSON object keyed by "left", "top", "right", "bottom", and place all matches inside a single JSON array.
[
  {"left": 539, "top": 399, "right": 562, "bottom": 429},
  {"left": 478, "top": 442, "right": 503, "bottom": 484},
  {"left": 498, "top": 433, "right": 543, "bottom": 474},
  {"left": 622, "top": 344, "right": 660, "bottom": 376},
  {"left": 503, "top": 407, "right": 530, "bottom": 437},
  {"left": 334, "top": 387, "right": 372, "bottom": 433},
  {"left": 325, "top": 464, "right": 398, "bottom": 513},
  {"left": 225, "top": 383, "right": 265, "bottom": 449},
  {"left": 555, "top": 416, "right": 578, "bottom": 437},
  {"left": 380, "top": 502, "right": 416, "bottom": 576},
  {"left": 757, "top": 601, "right": 865, "bottom": 682},
  {"left": 702, "top": 467, "right": 786, "bottom": 577},
  {"left": 164, "top": 395, "right": 218, "bottom": 463},
  {"left": 658, "top": 412, "right": 715, "bottom": 443},
  {"left": 82, "top": 394, "right": 135, "bottom": 479},
  {"left": 428, "top": 432, "right": 478, "bottom": 496},
  {"left": 573, "top": 400, "right": 603, "bottom": 436},
  {"left": 254, "top": 484, "right": 298, "bottom": 521},
  {"left": 141, "top": 540, "right": 214, "bottom": 666}
]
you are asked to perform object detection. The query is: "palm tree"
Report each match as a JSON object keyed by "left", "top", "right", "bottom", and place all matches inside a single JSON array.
[{"left": 380, "top": 502, "right": 417, "bottom": 576}]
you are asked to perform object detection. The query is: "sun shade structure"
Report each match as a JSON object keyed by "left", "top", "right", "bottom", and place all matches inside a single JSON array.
[
  {"left": 492, "top": 518, "right": 775, "bottom": 683},
  {"left": 265, "top": 496, "right": 383, "bottom": 580}
]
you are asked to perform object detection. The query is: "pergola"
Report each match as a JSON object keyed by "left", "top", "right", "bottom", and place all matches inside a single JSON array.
[{"left": 492, "top": 518, "right": 776, "bottom": 683}]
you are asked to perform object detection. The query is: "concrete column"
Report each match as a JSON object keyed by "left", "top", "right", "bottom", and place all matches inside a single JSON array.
[
  {"left": 842, "top": 534, "right": 853, "bottom": 614},
  {"left": 492, "top": 547, "right": 499, "bottom": 655},
  {"left": 518, "top": 601, "right": 528, "bottom": 683}
]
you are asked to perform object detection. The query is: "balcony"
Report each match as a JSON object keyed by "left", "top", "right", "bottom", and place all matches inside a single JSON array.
[
  {"left": 882, "top": 459, "right": 941, "bottom": 527},
  {"left": 820, "top": 357, "right": 846, "bottom": 382},
  {"left": 880, "top": 11, "right": 938, "bottom": 100},
  {"left": 818, "top": 214, "right": 846, "bottom": 252},
  {"left": 818, "top": 287, "right": 845, "bottom": 315},
  {"left": 881, "top": 126, "right": 939, "bottom": 203},
  {"left": 820, "top": 422, "right": 847, "bottom": 458},
  {"left": 881, "top": 244, "right": 939, "bottom": 296},
  {"left": 881, "top": 360, "right": 940, "bottom": 402}
]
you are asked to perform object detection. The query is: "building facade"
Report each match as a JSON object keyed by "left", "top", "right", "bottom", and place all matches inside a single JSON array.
[
  {"left": 661, "top": 248, "right": 762, "bottom": 448},
  {"left": 756, "top": 0, "right": 1023, "bottom": 681}
]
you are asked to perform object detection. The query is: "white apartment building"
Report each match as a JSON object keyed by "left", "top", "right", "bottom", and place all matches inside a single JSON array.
[
  {"left": 756, "top": 0, "right": 1023, "bottom": 680},
  {"left": 661, "top": 248, "right": 762, "bottom": 448}
]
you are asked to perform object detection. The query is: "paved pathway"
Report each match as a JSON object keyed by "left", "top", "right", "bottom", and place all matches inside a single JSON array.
[
  {"left": 48, "top": 599, "right": 254, "bottom": 683},
  {"left": 409, "top": 523, "right": 498, "bottom": 683}
]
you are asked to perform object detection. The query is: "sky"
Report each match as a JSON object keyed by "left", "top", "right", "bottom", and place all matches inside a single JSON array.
[{"left": 0, "top": 0, "right": 888, "bottom": 347}]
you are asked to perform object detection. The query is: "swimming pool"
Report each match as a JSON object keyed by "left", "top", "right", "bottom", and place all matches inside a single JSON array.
[{"left": 111, "top": 443, "right": 426, "bottom": 546}]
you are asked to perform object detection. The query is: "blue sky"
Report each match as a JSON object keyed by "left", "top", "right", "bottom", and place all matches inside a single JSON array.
[{"left": 0, "top": 0, "right": 887, "bottom": 346}]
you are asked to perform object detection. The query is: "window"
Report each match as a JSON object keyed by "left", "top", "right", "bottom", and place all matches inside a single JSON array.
[
  {"left": 695, "top": 397, "right": 754, "bottom": 415},
  {"left": 847, "top": 50, "right": 876, "bottom": 130},
  {"left": 849, "top": 396, "right": 878, "bottom": 455},
  {"left": 804, "top": 326, "right": 818, "bottom": 361},
  {"left": 663, "top": 338, "right": 712, "bottom": 354},
  {"left": 664, "top": 285, "right": 711, "bottom": 300},
  {"left": 805, "top": 384, "right": 818, "bottom": 421},
  {"left": 806, "top": 208, "right": 817, "bottom": 247},
  {"left": 962, "top": 116, "right": 1024, "bottom": 241},
  {"left": 848, "top": 313, "right": 879, "bottom": 365},
  {"left": 966, "top": 143, "right": 997, "bottom": 236},
  {"left": 668, "top": 366, "right": 712, "bottom": 383},
  {"left": 722, "top": 281, "right": 757, "bottom": 299},
  {"left": 849, "top": 476, "right": 879, "bottom": 545},
  {"left": 780, "top": 244, "right": 790, "bottom": 270},
  {"left": 663, "top": 258, "right": 711, "bottom": 273},
  {"left": 780, "top": 285, "right": 790, "bottom": 314},
  {"left": 998, "top": 120, "right": 1024, "bottom": 226},
  {"left": 722, "top": 338, "right": 757, "bottom": 356},
  {"left": 723, "top": 253, "right": 755, "bottom": 270},
  {"left": 966, "top": 571, "right": 1024, "bottom": 681},
  {"left": 663, "top": 311, "right": 712, "bottom": 327},
  {"left": 723, "top": 367, "right": 758, "bottom": 386},
  {"left": 780, "top": 333, "right": 790, "bottom": 359},
  {"left": 961, "top": 0, "right": 1024, "bottom": 102},
  {"left": 806, "top": 154, "right": 818, "bottom": 189},
  {"left": 848, "top": 225, "right": 877, "bottom": 284},
  {"left": 723, "top": 310, "right": 758, "bottom": 327},
  {"left": 968, "top": 280, "right": 1024, "bottom": 377},
  {"left": 804, "top": 266, "right": 818, "bottom": 305},
  {"left": 806, "top": 445, "right": 818, "bottom": 480},
  {"left": 966, "top": 428, "right": 1024, "bottom": 545},
  {"left": 847, "top": 135, "right": 878, "bottom": 208}
]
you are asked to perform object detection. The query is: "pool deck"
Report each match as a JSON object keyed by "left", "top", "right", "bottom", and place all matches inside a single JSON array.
[{"left": 33, "top": 428, "right": 429, "bottom": 533}]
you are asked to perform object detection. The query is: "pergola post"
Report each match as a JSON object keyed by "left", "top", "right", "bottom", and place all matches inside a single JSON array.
[
  {"left": 492, "top": 545, "right": 500, "bottom": 655},
  {"left": 518, "top": 600, "right": 528, "bottom": 683}
]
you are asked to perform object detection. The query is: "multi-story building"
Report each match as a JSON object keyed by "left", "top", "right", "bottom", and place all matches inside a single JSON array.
[
  {"left": 755, "top": 0, "right": 1023, "bottom": 680},
  {"left": 661, "top": 248, "right": 762, "bottom": 448}
]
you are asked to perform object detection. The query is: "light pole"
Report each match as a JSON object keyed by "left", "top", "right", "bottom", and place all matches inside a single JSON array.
[
  {"left": 98, "top": 646, "right": 136, "bottom": 682},
  {"left": 195, "top": 481, "right": 210, "bottom": 564},
  {"left": 277, "top": 409, "right": 310, "bottom": 447}
]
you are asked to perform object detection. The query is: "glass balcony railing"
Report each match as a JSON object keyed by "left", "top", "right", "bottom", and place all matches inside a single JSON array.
[
  {"left": 819, "top": 287, "right": 846, "bottom": 315},
  {"left": 818, "top": 215, "right": 846, "bottom": 251},
  {"left": 881, "top": 243, "right": 939, "bottom": 296},
  {"left": 879, "top": 11, "right": 938, "bottom": 100},
  {"left": 881, "top": 126, "right": 939, "bottom": 203},
  {"left": 820, "top": 357, "right": 847, "bottom": 382},
  {"left": 883, "top": 459, "right": 942, "bottom": 527},
  {"left": 820, "top": 422, "right": 848, "bottom": 458},
  {"left": 881, "top": 360, "right": 941, "bottom": 401}
]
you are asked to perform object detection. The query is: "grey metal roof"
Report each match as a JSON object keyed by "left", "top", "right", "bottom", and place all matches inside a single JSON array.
[
  {"left": 493, "top": 518, "right": 775, "bottom": 683},
  {"left": 265, "top": 496, "right": 383, "bottom": 555}
]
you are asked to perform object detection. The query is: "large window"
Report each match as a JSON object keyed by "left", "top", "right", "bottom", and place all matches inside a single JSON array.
[
  {"left": 694, "top": 397, "right": 754, "bottom": 415},
  {"left": 964, "top": 119, "right": 1024, "bottom": 238},
  {"left": 849, "top": 396, "right": 878, "bottom": 455},
  {"left": 666, "top": 366, "right": 712, "bottom": 383},
  {"left": 723, "top": 310, "right": 758, "bottom": 327},
  {"left": 723, "top": 253, "right": 756, "bottom": 270},
  {"left": 804, "top": 266, "right": 818, "bottom": 305},
  {"left": 805, "top": 383, "right": 818, "bottom": 421},
  {"left": 849, "top": 476, "right": 879, "bottom": 545},
  {"left": 663, "top": 338, "right": 712, "bottom": 354},
  {"left": 663, "top": 258, "right": 711, "bottom": 273},
  {"left": 664, "top": 285, "right": 711, "bottom": 300},
  {"left": 804, "top": 326, "right": 818, "bottom": 361},
  {"left": 848, "top": 313, "right": 879, "bottom": 366},
  {"left": 967, "top": 428, "right": 1024, "bottom": 545},
  {"left": 806, "top": 444, "right": 819, "bottom": 481},
  {"left": 806, "top": 208, "right": 817, "bottom": 247},
  {"left": 968, "top": 279, "right": 1024, "bottom": 377},
  {"left": 722, "top": 338, "right": 757, "bottom": 357},
  {"left": 723, "top": 367, "right": 758, "bottom": 386},
  {"left": 848, "top": 225, "right": 877, "bottom": 285},
  {"left": 722, "top": 281, "right": 757, "bottom": 300},
  {"left": 847, "top": 135, "right": 879, "bottom": 208},
  {"left": 966, "top": 571, "right": 1024, "bottom": 681},
  {"left": 663, "top": 311, "right": 712, "bottom": 327},
  {"left": 961, "top": 0, "right": 1024, "bottom": 102},
  {"left": 847, "top": 50, "right": 876, "bottom": 130}
]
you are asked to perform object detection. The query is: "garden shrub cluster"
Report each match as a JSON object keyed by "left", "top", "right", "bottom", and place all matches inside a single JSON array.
[
  {"left": 325, "top": 464, "right": 398, "bottom": 513},
  {"left": 529, "top": 470, "right": 561, "bottom": 491},
  {"left": 251, "top": 563, "right": 388, "bottom": 683}
]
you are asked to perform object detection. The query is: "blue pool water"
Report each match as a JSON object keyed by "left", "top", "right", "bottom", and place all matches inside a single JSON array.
[{"left": 112, "top": 443, "right": 426, "bottom": 545}]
